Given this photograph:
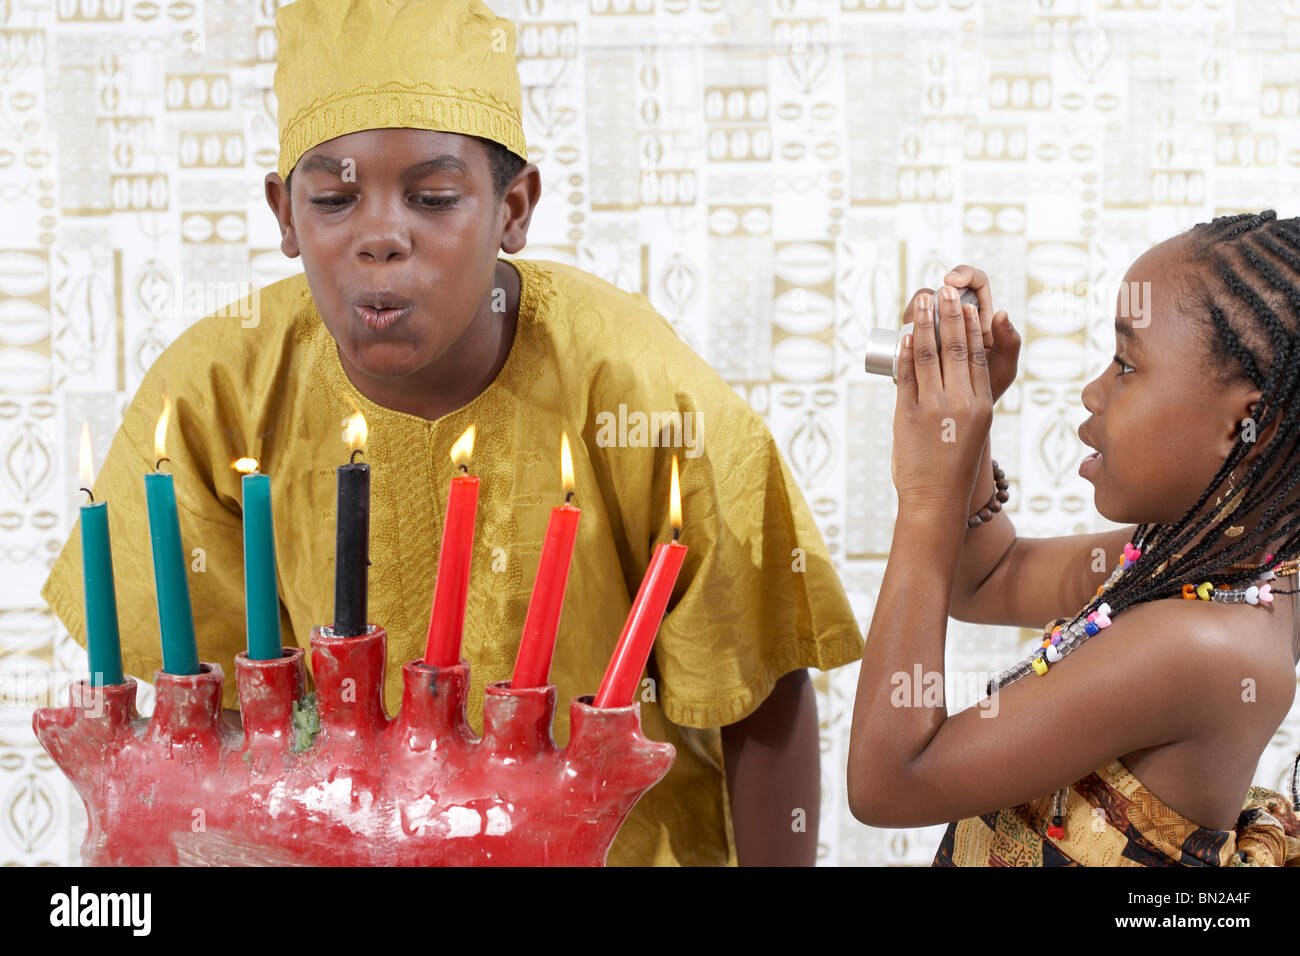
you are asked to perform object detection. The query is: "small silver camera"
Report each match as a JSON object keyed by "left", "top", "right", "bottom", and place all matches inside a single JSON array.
[{"left": 864, "top": 286, "right": 981, "bottom": 382}]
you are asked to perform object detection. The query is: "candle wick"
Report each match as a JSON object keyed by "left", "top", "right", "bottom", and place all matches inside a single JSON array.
[
  {"left": 672, "top": 527, "right": 680, "bottom": 541},
  {"left": 564, "top": 490, "right": 574, "bottom": 505},
  {"left": 79, "top": 487, "right": 94, "bottom": 503},
  {"left": 155, "top": 457, "right": 171, "bottom": 473},
  {"left": 350, "top": 449, "right": 364, "bottom": 465},
  {"left": 458, "top": 463, "right": 469, "bottom": 475}
]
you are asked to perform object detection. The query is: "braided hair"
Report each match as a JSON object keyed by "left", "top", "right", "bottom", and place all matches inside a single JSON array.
[{"left": 1055, "top": 209, "right": 1300, "bottom": 810}]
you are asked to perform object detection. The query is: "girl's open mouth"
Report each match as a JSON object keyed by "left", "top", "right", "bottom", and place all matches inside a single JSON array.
[{"left": 1079, "top": 450, "right": 1102, "bottom": 477}]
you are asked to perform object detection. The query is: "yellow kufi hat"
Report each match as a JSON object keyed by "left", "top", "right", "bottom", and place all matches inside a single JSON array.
[{"left": 273, "top": 0, "right": 528, "bottom": 182}]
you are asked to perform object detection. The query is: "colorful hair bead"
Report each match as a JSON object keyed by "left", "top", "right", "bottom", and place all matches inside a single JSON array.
[
  {"left": 1031, "top": 657, "right": 1049, "bottom": 676},
  {"left": 1084, "top": 621, "right": 1099, "bottom": 636},
  {"left": 1181, "top": 583, "right": 1197, "bottom": 599},
  {"left": 1196, "top": 581, "right": 1214, "bottom": 600}
]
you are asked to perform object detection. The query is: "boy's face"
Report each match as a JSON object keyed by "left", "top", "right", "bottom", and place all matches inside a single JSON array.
[{"left": 265, "top": 128, "right": 528, "bottom": 384}]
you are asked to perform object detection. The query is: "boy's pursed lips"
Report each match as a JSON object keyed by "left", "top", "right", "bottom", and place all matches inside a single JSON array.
[{"left": 351, "top": 289, "right": 415, "bottom": 310}]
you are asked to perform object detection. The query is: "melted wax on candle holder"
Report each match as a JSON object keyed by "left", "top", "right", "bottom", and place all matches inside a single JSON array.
[{"left": 32, "top": 622, "right": 675, "bottom": 866}]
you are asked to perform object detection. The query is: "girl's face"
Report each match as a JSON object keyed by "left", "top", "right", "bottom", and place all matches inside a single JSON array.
[
  {"left": 1078, "top": 236, "right": 1267, "bottom": 527},
  {"left": 271, "top": 128, "right": 509, "bottom": 382}
]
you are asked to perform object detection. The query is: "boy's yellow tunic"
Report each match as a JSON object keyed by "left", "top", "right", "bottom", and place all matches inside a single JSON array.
[{"left": 40, "top": 256, "right": 864, "bottom": 866}]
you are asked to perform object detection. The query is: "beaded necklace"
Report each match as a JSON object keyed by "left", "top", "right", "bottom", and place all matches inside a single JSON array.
[{"left": 983, "top": 544, "right": 1300, "bottom": 841}]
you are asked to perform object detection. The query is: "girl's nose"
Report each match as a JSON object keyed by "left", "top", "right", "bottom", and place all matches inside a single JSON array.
[{"left": 1081, "top": 368, "right": 1104, "bottom": 416}]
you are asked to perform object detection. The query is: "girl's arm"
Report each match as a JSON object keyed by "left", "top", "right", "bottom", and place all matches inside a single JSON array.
[
  {"left": 848, "top": 509, "right": 1238, "bottom": 827},
  {"left": 847, "top": 285, "right": 1271, "bottom": 828},
  {"left": 952, "top": 520, "right": 1139, "bottom": 627}
]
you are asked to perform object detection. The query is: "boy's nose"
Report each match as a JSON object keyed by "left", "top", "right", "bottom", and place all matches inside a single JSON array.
[{"left": 356, "top": 203, "right": 412, "bottom": 262}]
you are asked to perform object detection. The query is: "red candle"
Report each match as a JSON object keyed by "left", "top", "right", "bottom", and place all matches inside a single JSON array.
[
  {"left": 594, "top": 455, "right": 687, "bottom": 708},
  {"left": 512, "top": 433, "right": 581, "bottom": 688},
  {"left": 423, "top": 425, "right": 479, "bottom": 666}
]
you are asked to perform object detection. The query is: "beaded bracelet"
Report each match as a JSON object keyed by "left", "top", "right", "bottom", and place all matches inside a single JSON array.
[{"left": 967, "top": 458, "right": 1010, "bottom": 529}]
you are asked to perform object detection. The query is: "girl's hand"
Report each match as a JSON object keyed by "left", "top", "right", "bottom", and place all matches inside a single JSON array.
[
  {"left": 891, "top": 287, "right": 994, "bottom": 522},
  {"left": 941, "top": 264, "right": 1020, "bottom": 406}
]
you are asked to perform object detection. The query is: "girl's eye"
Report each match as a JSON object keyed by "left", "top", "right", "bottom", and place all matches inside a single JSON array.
[
  {"left": 1112, "top": 354, "right": 1134, "bottom": 376},
  {"left": 309, "top": 197, "right": 349, "bottom": 208}
]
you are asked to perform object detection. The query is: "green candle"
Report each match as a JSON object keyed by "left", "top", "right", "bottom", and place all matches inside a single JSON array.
[
  {"left": 80, "top": 500, "right": 124, "bottom": 685},
  {"left": 145, "top": 396, "right": 199, "bottom": 676},
  {"left": 239, "top": 462, "right": 281, "bottom": 660},
  {"left": 78, "top": 423, "right": 123, "bottom": 686}
]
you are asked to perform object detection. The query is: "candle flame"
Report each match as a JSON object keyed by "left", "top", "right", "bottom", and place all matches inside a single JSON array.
[
  {"left": 560, "top": 431, "right": 574, "bottom": 495},
  {"left": 670, "top": 454, "right": 681, "bottom": 533},
  {"left": 154, "top": 393, "right": 172, "bottom": 461},
  {"left": 344, "top": 411, "right": 367, "bottom": 453},
  {"left": 450, "top": 424, "right": 475, "bottom": 467},
  {"left": 79, "top": 421, "right": 93, "bottom": 487},
  {"left": 233, "top": 457, "right": 259, "bottom": 475}
]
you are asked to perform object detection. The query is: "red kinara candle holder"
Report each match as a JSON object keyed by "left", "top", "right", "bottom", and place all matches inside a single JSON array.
[{"left": 31, "top": 625, "right": 675, "bottom": 866}]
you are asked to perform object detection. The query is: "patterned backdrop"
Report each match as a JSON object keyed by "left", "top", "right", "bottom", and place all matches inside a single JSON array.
[{"left": 4, "top": 0, "right": 1299, "bottom": 866}]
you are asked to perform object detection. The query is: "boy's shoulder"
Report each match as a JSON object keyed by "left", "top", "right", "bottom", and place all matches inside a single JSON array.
[
  {"left": 164, "top": 271, "right": 315, "bottom": 367},
  {"left": 519, "top": 257, "right": 766, "bottom": 456},
  {"left": 521, "top": 258, "right": 682, "bottom": 344},
  {"left": 524, "top": 257, "right": 653, "bottom": 310},
  {"left": 520, "top": 258, "right": 721, "bottom": 387}
]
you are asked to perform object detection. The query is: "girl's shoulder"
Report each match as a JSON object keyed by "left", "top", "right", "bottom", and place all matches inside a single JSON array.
[{"left": 1114, "top": 593, "right": 1297, "bottom": 725}]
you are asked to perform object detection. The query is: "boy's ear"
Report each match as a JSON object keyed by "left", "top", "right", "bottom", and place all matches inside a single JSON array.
[
  {"left": 498, "top": 164, "right": 540, "bottom": 255},
  {"left": 264, "top": 172, "right": 301, "bottom": 258}
]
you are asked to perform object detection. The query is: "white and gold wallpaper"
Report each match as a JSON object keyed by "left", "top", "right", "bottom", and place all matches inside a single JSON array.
[{"left": 3, "top": 0, "right": 1298, "bottom": 866}]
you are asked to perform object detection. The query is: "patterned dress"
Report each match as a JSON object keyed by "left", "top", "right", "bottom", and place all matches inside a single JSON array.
[{"left": 932, "top": 758, "right": 1300, "bottom": 866}]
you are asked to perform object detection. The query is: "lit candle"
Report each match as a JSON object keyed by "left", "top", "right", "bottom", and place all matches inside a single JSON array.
[
  {"left": 77, "top": 422, "right": 124, "bottom": 687},
  {"left": 423, "top": 425, "right": 479, "bottom": 667},
  {"left": 594, "top": 455, "right": 687, "bottom": 708},
  {"left": 512, "top": 432, "right": 581, "bottom": 688},
  {"left": 235, "top": 457, "right": 281, "bottom": 660},
  {"left": 144, "top": 393, "right": 200, "bottom": 676},
  {"left": 334, "top": 412, "right": 370, "bottom": 637}
]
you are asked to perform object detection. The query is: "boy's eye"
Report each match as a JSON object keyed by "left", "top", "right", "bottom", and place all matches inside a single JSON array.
[
  {"left": 307, "top": 196, "right": 458, "bottom": 209},
  {"left": 1112, "top": 354, "right": 1134, "bottom": 376}
]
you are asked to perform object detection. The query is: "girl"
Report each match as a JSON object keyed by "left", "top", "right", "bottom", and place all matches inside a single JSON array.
[{"left": 849, "top": 210, "right": 1300, "bottom": 866}]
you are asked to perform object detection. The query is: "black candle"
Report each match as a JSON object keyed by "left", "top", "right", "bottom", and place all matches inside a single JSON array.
[{"left": 334, "top": 413, "right": 370, "bottom": 637}]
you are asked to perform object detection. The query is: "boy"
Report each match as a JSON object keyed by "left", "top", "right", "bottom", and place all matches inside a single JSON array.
[{"left": 39, "top": 0, "right": 863, "bottom": 866}]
